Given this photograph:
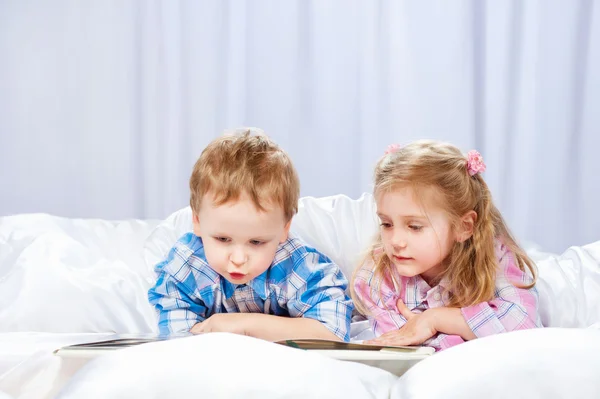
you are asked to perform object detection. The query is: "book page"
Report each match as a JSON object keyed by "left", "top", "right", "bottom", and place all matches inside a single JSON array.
[{"left": 275, "top": 339, "right": 430, "bottom": 353}]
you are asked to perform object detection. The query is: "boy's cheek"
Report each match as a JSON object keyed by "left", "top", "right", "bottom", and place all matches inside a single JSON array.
[
  {"left": 192, "top": 223, "right": 202, "bottom": 237},
  {"left": 204, "top": 246, "right": 220, "bottom": 266},
  {"left": 201, "top": 244, "right": 217, "bottom": 268}
]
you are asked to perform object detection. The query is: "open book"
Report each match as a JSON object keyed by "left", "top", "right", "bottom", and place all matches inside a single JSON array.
[
  {"left": 277, "top": 338, "right": 429, "bottom": 352},
  {"left": 54, "top": 334, "right": 430, "bottom": 353},
  {"left": 54, "top": 334, "right": 434, "bottom": 376}
]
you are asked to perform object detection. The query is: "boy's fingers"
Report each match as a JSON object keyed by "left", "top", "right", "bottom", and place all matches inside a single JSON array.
[{"left": 190, "top": 320, "right": 207, "bottom": 334}]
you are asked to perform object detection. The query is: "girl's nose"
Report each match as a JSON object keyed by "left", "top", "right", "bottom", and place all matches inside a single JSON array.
[{"left": 391, "top": 229, "right": 408, "bottom": 248}]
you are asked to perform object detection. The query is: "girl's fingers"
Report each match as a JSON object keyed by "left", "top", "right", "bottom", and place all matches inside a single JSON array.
[{"left": 396, "top": 298, "right": 414, "bottom": 320}]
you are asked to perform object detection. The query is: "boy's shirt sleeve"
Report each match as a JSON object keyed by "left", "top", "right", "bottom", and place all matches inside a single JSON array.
[
  {"left": 148, "top": 233, "right": 210, "bottom": 335},
  {"left": 352, "top": 262, "right": 407, "bottom": 336},
  {"left": 460, "top": 242, "right": 542, "bottom": 338},
  {"left": 284, "top": 247, "right": 354, "bottom": 342}
]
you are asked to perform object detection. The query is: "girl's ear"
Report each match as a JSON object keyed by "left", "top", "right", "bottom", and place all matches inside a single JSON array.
[
  {"left": 456, "top": 210, "right": 477, "bottom": 242},
  {"left": 192, "top": 212, "right": 201, "bottom": 237}
]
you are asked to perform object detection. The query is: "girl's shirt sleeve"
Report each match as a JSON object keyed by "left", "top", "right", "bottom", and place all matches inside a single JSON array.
[
  {"left": 352, "top": 262, "right": 407, "bottom": 335},
  {"left": 460, "top": 242, "right": 542, "bottom": 338}
]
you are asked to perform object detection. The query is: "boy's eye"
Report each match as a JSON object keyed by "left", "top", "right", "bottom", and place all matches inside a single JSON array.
[
  {"left": 214, "top": 237, "right": 230, "bottom": 243},
  {"left": 249, "top": 240, "right": 264, "bottom": 246},
  {"left": 409, "top": 225, "right": 423, "bottom": 231}
]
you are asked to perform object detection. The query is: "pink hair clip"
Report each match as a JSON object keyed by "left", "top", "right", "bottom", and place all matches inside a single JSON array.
[
  {"left": 466, "top": 150, "right": 486, "bottom": 176},
  {"left": 385, "top": 143, "right": 401, "bottom": 155}
]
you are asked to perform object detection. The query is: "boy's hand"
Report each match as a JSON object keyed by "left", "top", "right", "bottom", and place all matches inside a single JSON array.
[
  {"left": 365, "top": 299, "right": 437, "bottom": 346},
  {"left": 190, "top": 313, "right": 252, "bottom": 335}
]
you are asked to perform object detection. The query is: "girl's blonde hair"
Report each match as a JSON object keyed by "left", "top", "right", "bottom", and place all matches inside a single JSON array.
[{"left": 351, "top": 140, "right": 536, "bottom": 315}]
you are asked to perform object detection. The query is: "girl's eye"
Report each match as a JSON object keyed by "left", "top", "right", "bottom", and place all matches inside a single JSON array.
[
  {"left": 409, "top": 225, "right": 423, "bottom": 232},
  {"left": 250, "top": 240, "right": 264, "bottom": 246},
  {"left": 214, "top": 237, "right": 230, "bottom": 243},
  {"left": 380, "top": 222, "right": 392, "bottom": 229}
]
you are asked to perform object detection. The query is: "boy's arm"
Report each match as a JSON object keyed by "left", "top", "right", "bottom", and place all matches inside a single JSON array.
[
  {"left": 191, "top": 312, "right": 340, "bottom": 341},
  {"left": 148, "top": 237, "right": 210, "bottom": 334},
  {"left": 247, "top": 314, "right": 341, "bottom": 341},
  {"left": 284, "top": 250, "right": 354, "bottom": 341},
  {"left": 191, "top": 249, "right": 352, "bottom": 341}
]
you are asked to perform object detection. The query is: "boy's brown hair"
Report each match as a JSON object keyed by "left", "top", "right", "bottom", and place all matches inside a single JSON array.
[{"left": 189, "top": 128, "right": 300, "bottom": 221}]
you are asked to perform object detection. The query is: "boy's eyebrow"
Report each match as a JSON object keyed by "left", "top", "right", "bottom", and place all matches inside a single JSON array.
[
  {"left": 211, "top": 233, "right": 275, "bottom": 241},
  {"left": 246, "top": 234, "right": 273, "bottom": 240}
]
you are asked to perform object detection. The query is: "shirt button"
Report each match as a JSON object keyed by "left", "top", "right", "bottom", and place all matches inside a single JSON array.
[{"left": 433, "top": 292, "right": 441, "bottom": 301}]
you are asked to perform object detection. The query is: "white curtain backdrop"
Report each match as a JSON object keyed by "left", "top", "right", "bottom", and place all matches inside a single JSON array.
[{"left": 1, "top": 0, "right": 599, "bottom": 253}]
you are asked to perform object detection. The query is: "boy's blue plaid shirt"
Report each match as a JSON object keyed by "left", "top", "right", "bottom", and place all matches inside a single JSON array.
[{"left": 148, "top": 232, "right": 353, "bottom": 341}]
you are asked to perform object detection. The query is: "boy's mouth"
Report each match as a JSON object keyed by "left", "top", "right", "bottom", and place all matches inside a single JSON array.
[{"left": 229, "top": 272, "right": 247, "bottom": 281}]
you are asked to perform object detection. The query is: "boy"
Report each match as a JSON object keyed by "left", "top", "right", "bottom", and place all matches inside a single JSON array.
[{"left": 148, "top": 129, "right": 353, "bottom": 342}]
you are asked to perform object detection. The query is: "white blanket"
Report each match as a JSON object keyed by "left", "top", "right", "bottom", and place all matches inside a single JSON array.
[{"left": 1, "top": 194, "right": 599, "bottom": 398}]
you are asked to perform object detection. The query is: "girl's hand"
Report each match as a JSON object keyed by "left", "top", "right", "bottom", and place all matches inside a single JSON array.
[{"left": 366, "top": 299, "right": 437, "bottom": 346}]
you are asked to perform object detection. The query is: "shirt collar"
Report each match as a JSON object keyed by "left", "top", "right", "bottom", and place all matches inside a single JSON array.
[
  {"left": 221, "top": 269, "right": 269, "bottom": 300},
  {"left": 248, "top": 269, "right": 269, "bottom": 300},
  {"left": 411, "top": 274, "right": 451, "bottom": 298},
  {"left": 222, "top": 279, "right": 236, "bottom": 299},
  {"left": 437, "top": 276, "right": 451, "bottom": 291}
]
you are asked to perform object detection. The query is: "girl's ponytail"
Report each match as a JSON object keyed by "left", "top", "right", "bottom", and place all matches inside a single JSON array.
[{"left": 446, "top": 176, "right": 498, "bottom": 307}]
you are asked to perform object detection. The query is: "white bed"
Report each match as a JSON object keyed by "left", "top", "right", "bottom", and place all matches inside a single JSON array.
[{"left": 1, "top": 194, "right": 599, "bottom": 398}]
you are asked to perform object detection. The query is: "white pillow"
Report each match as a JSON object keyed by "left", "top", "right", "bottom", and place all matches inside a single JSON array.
[
  {"left": 0, "top": 214, "right": 158, "bottom": 334},
  {"left": 143, "top": 205, "right": 193, "bottom": 278},
  {"left": 392, "top": 328, "right": 600, "bottom": 399},
  {"left": 536, "top": 240, "right": 600, "bottom": 328},
  {"left": 291, "top": 193, "right": 379, "bottom": 284},
  {"left": 143, "top": 194, "right": 379, "bottom": 287},
  {"left": 56, "top": 333, "right": 397, "bottom": 399}
]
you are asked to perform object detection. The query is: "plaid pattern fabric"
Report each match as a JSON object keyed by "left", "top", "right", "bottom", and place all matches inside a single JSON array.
[
  {"left": 148, "top": 233, "right": 353, "bottom": 341},
  {"left": 353, "top": 240, "right": 541, "bottom": 351}
]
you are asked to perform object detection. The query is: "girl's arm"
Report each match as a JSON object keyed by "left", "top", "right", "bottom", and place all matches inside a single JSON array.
[
  {"left": 353, "top": 264, "right": 407, "bottom": 335},
  {"left": 425, "top": 307, "right": 476, "bottom": 340},
  {"left": 435, "top": 246, "right": 540, "bottom": 339}
]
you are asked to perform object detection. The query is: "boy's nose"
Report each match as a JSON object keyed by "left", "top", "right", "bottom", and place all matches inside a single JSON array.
[{"left": 230, "top": 248, "right": 248, "bottom": 266}]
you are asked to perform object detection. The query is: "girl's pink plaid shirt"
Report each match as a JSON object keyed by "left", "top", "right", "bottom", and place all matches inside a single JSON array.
[{"left": 353, "top": 240, "right": 542, "bottom": 351}]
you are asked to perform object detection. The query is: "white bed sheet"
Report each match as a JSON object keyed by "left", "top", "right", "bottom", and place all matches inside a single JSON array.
[
  {"left": 0, "top": 333, "right": 111, "bottom": 399},
  {"left": 1, "top": 194, "right": 599, "bottom": 398}
]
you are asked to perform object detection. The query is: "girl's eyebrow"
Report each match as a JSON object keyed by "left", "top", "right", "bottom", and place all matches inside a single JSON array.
[{"left": 377, "top": 212, "right": 427, "bottom": 219}]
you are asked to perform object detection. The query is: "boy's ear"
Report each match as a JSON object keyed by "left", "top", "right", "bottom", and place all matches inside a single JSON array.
[
  {"left": 456, "top": 210, "right": 477, "bottom": 243},
  {"left": 280, "top": 219, "right": 292, "bottom": 243},
  {"left": 192, "top": 212, "right": 202, "bottom": 237}
]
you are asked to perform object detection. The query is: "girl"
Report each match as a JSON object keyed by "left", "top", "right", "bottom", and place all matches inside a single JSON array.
[{"left": 351, "top": 140, "right": 542, "bottom": 351}]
